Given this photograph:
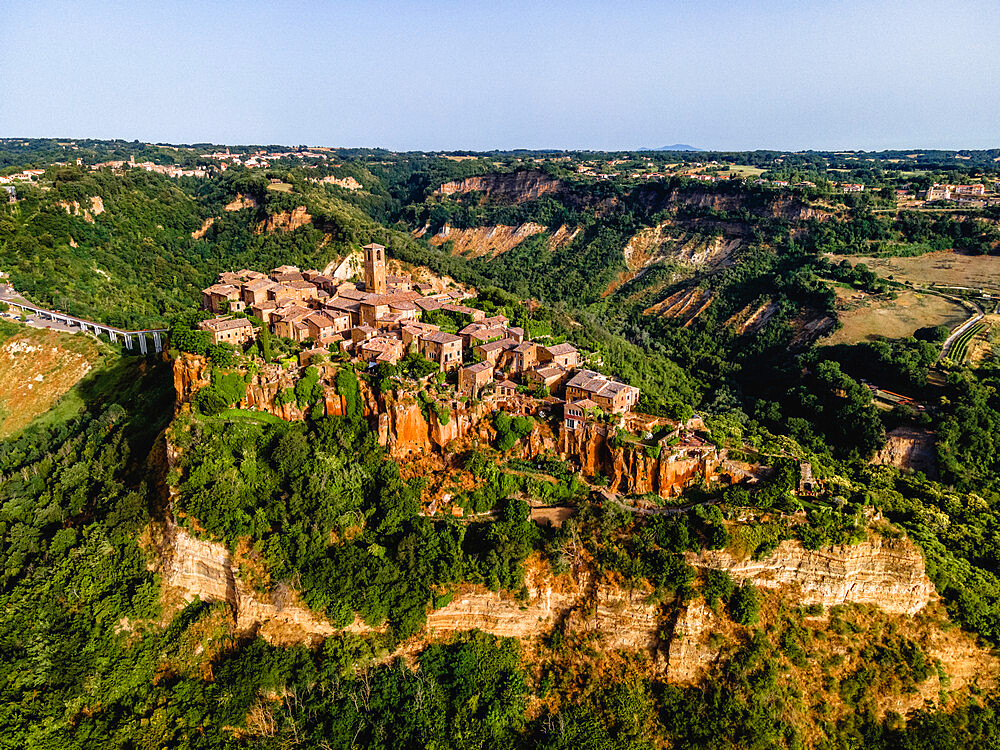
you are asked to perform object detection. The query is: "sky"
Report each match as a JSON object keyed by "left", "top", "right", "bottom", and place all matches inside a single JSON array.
[{"left": 1, "top": 0, "right": 999, "bottom": 152}]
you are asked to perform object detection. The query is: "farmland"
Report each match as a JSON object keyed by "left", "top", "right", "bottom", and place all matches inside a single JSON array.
[
  {"left": 829, "top": 251, "right": 1000, "bottom": 292},
  {"left": 819, "top": 287, "right": 968, "bottom": 346}
]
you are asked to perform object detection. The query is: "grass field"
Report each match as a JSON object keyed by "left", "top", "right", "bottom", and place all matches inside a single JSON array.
[
  {"left": 725, "top": 164, "right": 765, "bottom": 178},
  {"left": 829, "top": 251, "right": 1000, "bottom": 292},
  {"left": 266, "top": 182, "right": 293, "bottom": 192},
  {"left": 820, "top": 287, "right": 968, "bottom": 346},
  {"left": 0, "top": 320, "right": 103, "bottom": 436}
]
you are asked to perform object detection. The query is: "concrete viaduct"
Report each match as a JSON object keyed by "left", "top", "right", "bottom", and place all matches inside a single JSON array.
[{"left": 3, "top": 300, "right": 168, "bottom": 354}]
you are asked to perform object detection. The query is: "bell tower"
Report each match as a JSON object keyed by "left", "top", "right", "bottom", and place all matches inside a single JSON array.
[{"left": 362, "top": 243, "right": 387, "bottom": 294}]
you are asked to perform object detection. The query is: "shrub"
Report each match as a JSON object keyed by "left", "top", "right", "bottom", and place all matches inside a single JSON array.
[{"left": 729, "top": 582, "right": 761, "bottom": 626}]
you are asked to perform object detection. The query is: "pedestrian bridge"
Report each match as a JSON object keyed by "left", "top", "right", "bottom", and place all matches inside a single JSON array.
[{"left": 3, "top": 300, "right": 168, "bottom": 354}]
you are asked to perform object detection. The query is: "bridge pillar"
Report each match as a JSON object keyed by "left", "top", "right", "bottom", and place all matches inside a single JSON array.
[
  {"left": 152, "top": 331, "right": 162, "bottom": 353},
  {"left": 138, "top": 333, "right": 148, "bottom": 355},
  {"left": 109, "top": 330, "right": 118, "bottom": 344},
  {"left": 124, "top": 333, "right": 133, "bottom": 350}
]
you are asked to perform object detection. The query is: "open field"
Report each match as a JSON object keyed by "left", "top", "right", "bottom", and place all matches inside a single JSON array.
[
  {"left": 725, "top": 164, "right": 765, "bottom": 177},
  {"left": 820, "top": 287, "right": 968, "bottom": 346},
  {"left": 829, "top": 250, "right": 1000, "bottom": 292},
  {"left": 0, "top": 320, "right": 101, "bottom": 435},
  {"left": 266, "top": 181, "right": 293, "bottom": 192}
]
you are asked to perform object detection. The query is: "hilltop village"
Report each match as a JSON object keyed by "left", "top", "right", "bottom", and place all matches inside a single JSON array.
[
  {"left": 199, "top": 243, "right": 641, "bottom": 411},
  {"left": 191, "top": 244, "right": 734, "bottom": 503}
]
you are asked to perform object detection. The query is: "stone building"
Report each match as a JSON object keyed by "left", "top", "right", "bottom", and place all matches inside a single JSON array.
[{"left": 198, "top": 317, "right": 256, "bottom": 346}]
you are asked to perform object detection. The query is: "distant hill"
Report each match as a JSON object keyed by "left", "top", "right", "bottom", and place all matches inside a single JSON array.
[{"left": 638, "top": 144, "right": 704, "bottom": 152}]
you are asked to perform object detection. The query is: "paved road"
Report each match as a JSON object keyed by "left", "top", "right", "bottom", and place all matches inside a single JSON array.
[{"left": 939, "top": 300, "right": 985, "bottom": 361}]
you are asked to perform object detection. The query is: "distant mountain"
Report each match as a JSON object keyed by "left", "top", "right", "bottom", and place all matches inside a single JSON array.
[{"left": 638, "top": 144, "right": 704, "bottom": 152}]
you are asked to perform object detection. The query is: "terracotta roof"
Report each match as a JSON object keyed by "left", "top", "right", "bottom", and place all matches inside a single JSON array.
[
  {"left": 545, "top": 343, "right": 578, "bottom": 356},
  {"left": 476, "top": 338, "right": 517, "bottom": 353},
  {"left": 304, "top": 311, "right": 336, "bottom": 328},
  {"left": 496, "top": 380, "right": 518, "bottom": 389},
  {"left": 199, "top": 317, "right": 253, "bottom": 332},
  {"left": 338, "top": 288, "right": 368, "bottom": 300},
  {"left": 204, "top": 283, "right": 240, "bottom": 296},
  {"left": 421, "top": 331, "right": 462, "bottom": 345},
  {"left": 463, "top": 361, "right": 493, "bottom": 374},
  {"left": 243, "top": 278, "right": 277, "bottom": 292}
]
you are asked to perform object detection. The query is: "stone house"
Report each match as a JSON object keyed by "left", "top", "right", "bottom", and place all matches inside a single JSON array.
[
  {"left": 202, "top": 283, "right": 244, "bottom": 313},
  {"left": 459, "top": 361, "right": 494, "bottom": 398},
  {"left": 418, "top": 331, "right": 463, "bottom": 371},
  {"left": 539, "top": 342, "right": 580, "bottom": 370},
  {"left": 525, "top": 364, "right": 570, "bottom": 393},
  {"left": 198, "top": 316, "right": 256, "bottom": 347},
  {"left": 241, "top": 278, "right": 278, "bottom": 307},
  {"left": 498, "top": 342, "right": 539, "bottom": 374},
  {"left": 474, "top": 338, "right": 517, "bottom": 366},
  {"left": 563, "top": 398, "right": 599, "bottom": 430},
  {"left": 495, "top": 380, "right": 518, "bottom": 399},
  {"left": 565, "top": 370, "right": 639, "bottom": 414}
]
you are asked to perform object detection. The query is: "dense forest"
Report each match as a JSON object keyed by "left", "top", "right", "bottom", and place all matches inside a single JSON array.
[{"left": 4, "top": 140, "right": 1000, "bottom": 747}]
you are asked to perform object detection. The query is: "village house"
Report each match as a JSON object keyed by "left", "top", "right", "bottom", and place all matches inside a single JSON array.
[
  {"left": 273, "top": 306, "right": 312, "bottom": 341},
  {"left": 497, "top": 341, "right": 539, "bottom": 375},
  {"left": 304, "top": 310, "right": 349, "bottom": 342},
  {"left": 360, "top": 335, "right": 405, "bottom": 365},
  {"left": 538, "top": 342, "right": 580, "bottom": 369},
  {"left": 565, "top": 370, "right": 639, "bottom": 414},
  {"left": 202, "top": 283, "right": 244, "bottom": 313},
  {"left": 440, "top": 303, "right": 485, "bottom": 322},
  {"left": 525, "top": 364, "right": 570, "bottom": 393},
  {"left": 495, "top": 380, "right": 518, "bottom": 399},
  {"left": 241, "top": 278, "right": 278, "bottom": 307},
  {"left": 563, "top": 398, "right": 599, "bottom": 430},
  {"left": 325, "top": 298, "right": 363, "bottom": 326},
  {"left": 474, "top": 337, "right": 517, "bottom": 366},
  {"left": 386, "top": 274, "right": 413, "bottom": 293},
  {"left": 198, "top": 317, "right": 256, "bottom": 347},
  {"left": 459, "top": 361, "right": 494, "bottom": 398},
  {"left": 418, "top": 331, "right": 464, "bottom": 371},
  {"left": 401, "top": 320, "right": 441, "bottom": 348}
]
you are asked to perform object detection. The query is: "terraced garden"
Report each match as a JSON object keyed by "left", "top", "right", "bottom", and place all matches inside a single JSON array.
[{"left": 948, "top": 321, "right": 986, "bottom": 364}]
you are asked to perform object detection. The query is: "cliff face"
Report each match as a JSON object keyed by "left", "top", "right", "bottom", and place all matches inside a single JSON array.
[
  {"left": 873, "top": 426, "right": 937, "bottom": 476},
  {"left": 687, "top": 536, "right": 935, "bottom": 616},
  {"left": 173, "top": 354, "right": 725, "bottom": 497},
  {"left": 147, "top": 521, "right": 354, "bottom": 647},
  {"left": 435, "top": 170, "right": 565, "bottom": 202},
  {"left": 257, "top": 206, "right": 312, "bottom": 233},
  {"left": 559, "top": 420, "right": 725, "bottom": 497},
  {"left": 426, "top": 568, "right": 660, "bottom": 653}
]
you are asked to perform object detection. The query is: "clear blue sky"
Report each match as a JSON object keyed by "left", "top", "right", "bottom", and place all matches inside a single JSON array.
[{"left": 2, "top": 0, "right": 998, "bottom": 152}]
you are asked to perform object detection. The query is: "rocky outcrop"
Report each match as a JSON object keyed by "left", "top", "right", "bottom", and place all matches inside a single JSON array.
[
  {"left": 559, "top": 420, "right": 726, "bottom": 498},
  {"left": 873, "top": 426, "right": 937, "bottom": 476},
  {"left": 257, "top": 206, "right": 312, "bottom": 233},
  {"left": 687, "top": 537, "right": 935, "bottom": 616},
  {"left": 191, "top": 216, "right": 215, "bottom": 239},
  {"left": 173, "top": 353, "right": 212, "bottom": 406},
  {"left": 224, "top": 193, "right": 257, "bottom": 211},
  {"left": 147, "top": 521, "right": 347, "bottom": 646},
  {"left": 427, "top": 223, "right": 580, "bottom": 258},
  {"left": 426, "top": 573, "right": 660, "bottom": 653},
  {"left": 665, "top": 599, "right": 719, "bottom": 683},
  {"left": 435, "top": 170, "right": 566, "bottom": 202}
]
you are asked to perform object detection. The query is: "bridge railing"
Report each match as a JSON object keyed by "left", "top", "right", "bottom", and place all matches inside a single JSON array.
[{"left": 3, "top": 300, "right": 168, "bottom": 353}]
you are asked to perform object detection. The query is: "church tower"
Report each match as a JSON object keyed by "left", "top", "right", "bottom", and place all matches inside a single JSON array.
[{"left": 362, "top": 243, "right": 387, "bottom": 294}]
